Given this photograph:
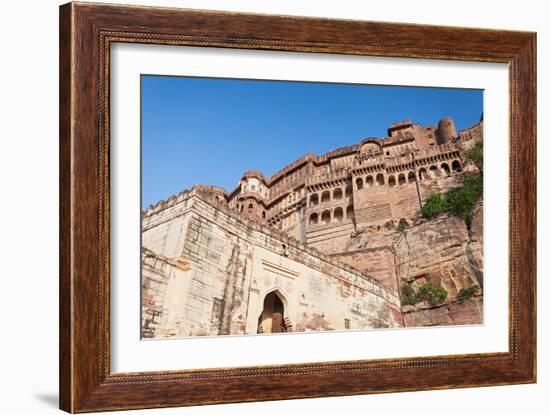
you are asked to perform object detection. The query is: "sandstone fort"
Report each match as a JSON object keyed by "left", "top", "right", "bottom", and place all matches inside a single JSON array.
[{"left": 142, "top": 116, "right": 484, "bottom": 338}]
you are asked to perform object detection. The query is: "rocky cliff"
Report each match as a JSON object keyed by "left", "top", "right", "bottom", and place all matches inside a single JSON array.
[{"left": 334, "top": 199, "right": 483, "bottom": 327}]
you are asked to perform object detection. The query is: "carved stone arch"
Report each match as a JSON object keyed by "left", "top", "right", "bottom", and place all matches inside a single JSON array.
[
  {"left": 309, "top": 212, "right": 319, "bottom": 225},
  {"left": 419, "top": 167, "right": 428, "bottom": 180},
  {"left": 257, "top": 287, "right": 293, "bottom": 333},
  {"left": 333, "top": 207, "right": 344, "bottom": 222},
  {"left": 257, "top": 287, "right": 289, "bottom": 318},
  {"left": 398, "top": 173, "right": 407, "bottom": 185},
  {"left": 452, "top": 159, "right": 462, "bottom": 172},
  {"left": 358, "top": 138, "right": 383, "bottom": 157},
  {"left": 429, "top": 165, "right": 440, "bottom": 178},
  {"left": 309, "top": 193, "right": 319, "bottom": 206},
  {"left": 345, "top": 185, "right": 352, "bottom": 197}
]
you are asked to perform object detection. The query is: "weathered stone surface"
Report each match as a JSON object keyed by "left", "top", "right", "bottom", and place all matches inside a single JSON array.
[
  {"left": 333, "top": 200, "right": 483, "bottom": 327},
  {"left": 468, "top": 200, "right": 484, "bottom": 286},
  {"left": 142, "top": 191, "right": 401, "bottom": 338},
  {"left": 403, "top": 297, "right": 483, "bottom": 327}
]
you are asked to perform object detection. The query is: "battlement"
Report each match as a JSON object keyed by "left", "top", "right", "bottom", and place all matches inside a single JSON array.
[
  {"left": 266, "top": 153, "right": 315, "bottom": 185},
  {"left": 389, "top": 118, "right": 413, "bottom": 129},
  {"left": 316, "top": 144, "right": 358, "bottom": 164}
]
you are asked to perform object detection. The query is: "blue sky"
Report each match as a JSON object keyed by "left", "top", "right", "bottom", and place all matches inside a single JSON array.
[{"left": 141, "top": 75, "right": 483, "bottom": 208}]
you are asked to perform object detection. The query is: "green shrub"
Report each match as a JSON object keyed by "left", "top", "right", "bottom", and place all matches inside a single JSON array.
[
  {"left": 401, "top": 283, "right": 448, "bottom": 307},
  {"left": 458, "top": 286, "right": 479, "bottom": 303},
  {"left": 421, "top": 193, "right": 448, "bottom": 218},
  {"left": 401, "top": 283, "right": 418, "bottom": 306},
  {"left": 445, "top": 173, "right": 483, "bottom": 225},
  {"left": 417, "top": 283, "right": 448, "bottom": 306},
  {"left": 421, "top": 173, "right": 482, "bottom": 225}
]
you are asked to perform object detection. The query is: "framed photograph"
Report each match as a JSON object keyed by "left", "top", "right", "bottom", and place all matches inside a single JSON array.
[{"left": 59, "top": 2, "right": 536, "bottom": 412}]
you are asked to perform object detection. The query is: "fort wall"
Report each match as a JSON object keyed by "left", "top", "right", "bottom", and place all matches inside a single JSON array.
[{"left": 142, "top": 190, "right": 402, "bottom": 338}]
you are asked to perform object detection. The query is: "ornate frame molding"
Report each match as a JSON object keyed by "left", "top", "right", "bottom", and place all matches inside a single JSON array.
[{"left": 60, "top": 2, "right": 536, "bottom": 412}]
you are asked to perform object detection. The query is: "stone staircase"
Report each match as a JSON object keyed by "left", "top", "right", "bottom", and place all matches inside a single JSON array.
[{"left": 355, "top": 203, "right": 392, "bottom": 225}]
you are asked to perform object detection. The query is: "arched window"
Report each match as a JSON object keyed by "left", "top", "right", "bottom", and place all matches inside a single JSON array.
[
  {"left": 376, "top": 173, "right": 385, "bottom": 186},
  {"left": 408, "top": 171, "right": 416, "bottom": 183},
  {"left": 333, "top": 188, "right": 343, "bottom": 200},
  {"left": 262, "top": 211, "right": 266, "bottom": 219},
  {"left": 452, "top": 160, "right": 462, "bottom": 172},
  {"left": 346, "top": 205, "right": 354, "bottom": 220},
  {"left": 321, "top": 190, "right": 331, "bottom": 203},
  {"left": 356, "top": 177, "right": 363, "bottom": 190},
  {"left": 366, "top": 175, "right": 374, "bottom": 187},
  {"left": 345, "top": 185, "right": 352, "bottom": 197},
  {"left": 419, "top": 168, "right": 428, "bottom": 180},
  {"left": 309, "top": 194, "right": 319, "bottom": 206},
  {"left": 309, "top": 212, "right": 319, "bottom": 225},
  {"left": 240, "top": 205, "right": 244, "bottom": 212},
  {"left": 248, "top": 203, "right": 254, "bottom": 213},
  {"left": 388, "top": 175, "right": 396, "bottom": 187},
  {"left": 321, "top": 210, "right": 331, "bottom": 225},
  {"left": 430, "top": 165, "right": 440, "bottom": 178},
  {"left": 334, "top": 207, "right": 344, "bottom": 222},
  {"left": 398, "top": 173, "right": 407, "bottom": 186},
  {"left": 441, "top": 163, "right": 451, "bottom": 176}
]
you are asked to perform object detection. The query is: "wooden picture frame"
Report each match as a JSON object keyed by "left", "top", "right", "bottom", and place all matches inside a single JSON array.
[{"left": 59, "top": 2, "right": 536, "bottom": 412}]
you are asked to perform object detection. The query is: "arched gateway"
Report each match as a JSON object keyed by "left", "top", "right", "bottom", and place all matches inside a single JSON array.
[{"left": 257, "top": 290, "right": 288, "bottom": 334}]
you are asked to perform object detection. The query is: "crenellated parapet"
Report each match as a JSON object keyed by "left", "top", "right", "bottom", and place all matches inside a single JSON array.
[{"left": 265, "top": 153, "right": 315, "bottom": 185}]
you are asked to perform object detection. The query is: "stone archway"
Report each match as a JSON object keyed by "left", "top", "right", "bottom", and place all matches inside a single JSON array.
[{"left": 257, "top": 289, "right": 289, "bottom": 334}]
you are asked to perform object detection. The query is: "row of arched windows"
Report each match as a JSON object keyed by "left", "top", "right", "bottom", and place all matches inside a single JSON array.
[
  {"left": 306, "top": 160, "right": 463, "bottom": 208},
  {"left": 237, "top": 203, "right": 255, "bottom": 213},
  {"left": 309, "top": 186, "right": 352, "bottom": 207},
  {"left": 236, "top": 202, "right": 267, "bottom": 219},
  {"left": 421, "top": 152, "right": 460, "bottom": 165},
  {"left": 309, "top": 205, "right": 354, "bottom": 225},
  {"left": 355, "top": 173, "right": 385, "bottom": 190},
  {"left": 355, "top": 160, "right": 463, "bottom": 189},
  {"left": 386, "top": 161, "right": 461, "bottom": 187}
]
